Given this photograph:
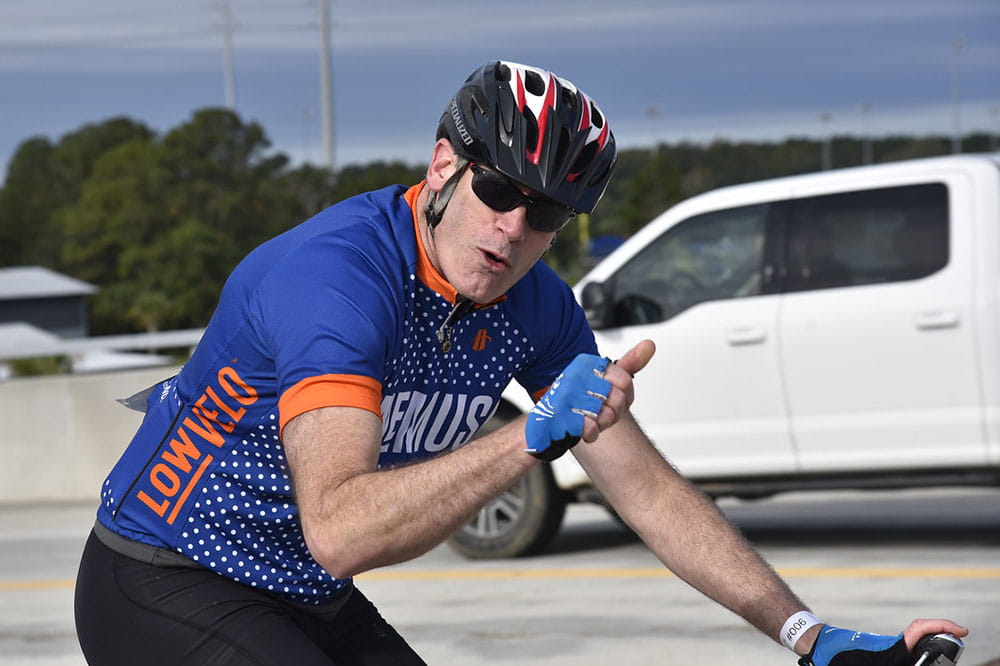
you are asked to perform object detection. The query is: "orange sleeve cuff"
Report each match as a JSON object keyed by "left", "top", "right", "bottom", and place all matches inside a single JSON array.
[
  {"left": 279, "top": 374, "right": 383, "bottom": 435},
  {"left": 531, "top": 386, "right": 550, "bottom": 403}
]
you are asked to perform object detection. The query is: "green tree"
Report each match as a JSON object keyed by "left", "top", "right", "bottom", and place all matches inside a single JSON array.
[
  {"left": 0, "top": 137, "right": 56, "bottom": 266},
  {"left": 3, "top": 103, "right": 985, "bottom": 337},
  {"left": 614, "top": 148, "right": 685, "bottom": 236},
  {"left": 119, "top": 219, "right": 233, "bottom": 332},
  {"left": 332, "top": 161, "right": 427, "bottom": 202},
  {"left": 61, "top": 109, "right": 311, "bottom": 333},
  {"left": 0, "top": 118, "right": 153, "bottom": 269},
  {"left": 158, "top": 108, "right": 301, "bottom": 255},
  {"left": 51, "top": 117, "right": 155, "bottom": 198},
  {"left": 61, "top": 139, "right": 168, "bottom": 281},
  {"left": 282, "top": 164, "right": 339, "bottom": 218},
  {"left": 61, "top": 138, "right": 175, "bottom": 331}
]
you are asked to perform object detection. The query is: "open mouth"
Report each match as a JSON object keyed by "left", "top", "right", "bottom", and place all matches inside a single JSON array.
[{"left": 481, "top": 249, "right": 509, "bottom": 269}]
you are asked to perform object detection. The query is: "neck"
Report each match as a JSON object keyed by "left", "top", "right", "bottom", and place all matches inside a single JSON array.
[{"left": 415, "top": 186, "right": 442, "bottom": 276}]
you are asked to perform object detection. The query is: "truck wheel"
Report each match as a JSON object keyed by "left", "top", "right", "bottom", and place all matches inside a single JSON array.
[{"left": 447, "top": 462, "right": 567, "bottom": 559}]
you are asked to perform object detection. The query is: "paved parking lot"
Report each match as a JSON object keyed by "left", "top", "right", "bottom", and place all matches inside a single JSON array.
[{"left": 2, "top": 489, "right": 998, "bottom": 665}]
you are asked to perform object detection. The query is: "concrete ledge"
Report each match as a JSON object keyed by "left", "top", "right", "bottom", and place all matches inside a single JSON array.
[{"left": 0, "top": 366, "right": 181, "bottom": 503}]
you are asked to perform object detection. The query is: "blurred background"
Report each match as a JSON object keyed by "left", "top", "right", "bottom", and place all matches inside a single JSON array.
[
  {"left": 1, "top": 0, "right": 998, "bottom": 343},
  {"left": 3, "top": 0, "right": 999, "bottom": 172},
  {"left": 0, "top": 3, "right": 998, "bottom": 664}
]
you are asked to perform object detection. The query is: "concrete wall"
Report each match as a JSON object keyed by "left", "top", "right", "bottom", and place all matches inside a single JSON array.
[{"left": 0, "top": 366, "right": 181, "bottom": 504}]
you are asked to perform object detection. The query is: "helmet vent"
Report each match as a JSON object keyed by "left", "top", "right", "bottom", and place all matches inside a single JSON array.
[
  {"left": 497, "top": 86, "right": 516, "bottom": 136},
  {"left": 571, "top": 141, "right": 598, "bottom": 176},
  {"left": 590, "top": 102, "right": 604, "bottom": 128},
  {"left": 555, "top": 129, "right": 571, "bottom": 170},
  {"left": 561, "top": 87, "right": 578, "bottom": 111},
  {"left": 470, "top": 89, "right": 488, "bottom": 118},
  {"left": 444, "top": 61, "right": 616, "bottom": 213},
  {"left": 495, "top": 62, "right": 512, "bottom": 83},
  {"left": 524, "top": 70, "right": 545, "bottom": 96},
  {"left": 523, "top": 109, "right": 539, "bottom": 159},
  {"left": 590, "top": 156, "right": 614, "bottom": 189}
]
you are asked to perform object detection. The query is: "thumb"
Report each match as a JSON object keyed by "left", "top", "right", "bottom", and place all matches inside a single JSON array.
[{"left": 614, "top": 339, "right": 656, "bottom": 377}]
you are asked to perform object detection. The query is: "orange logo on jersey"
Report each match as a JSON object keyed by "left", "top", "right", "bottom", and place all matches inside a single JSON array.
[
  {"left": 472, "top": 329, "right": 492, "bottom": 351},
  {"left": 135, "top": 365, "right": 259, "bottom": 525}
]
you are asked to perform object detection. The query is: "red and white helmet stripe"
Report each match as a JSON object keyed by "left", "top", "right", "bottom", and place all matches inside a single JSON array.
[{"left": 502, "top": 61, "right": 610, "bottom": 168}]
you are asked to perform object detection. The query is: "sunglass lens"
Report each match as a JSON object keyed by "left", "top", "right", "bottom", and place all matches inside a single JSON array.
[
  {"left": 526, "top": 203, "right": 575, "bottom": 232},
  {"left": 470, "top": 164, "right": 575, "bottom": 232},
  {"left": 471, "top": 167, "right": 521, "bottom": 211}
]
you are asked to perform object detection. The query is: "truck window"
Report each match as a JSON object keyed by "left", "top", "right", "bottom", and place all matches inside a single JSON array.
[
  {"left": 607, "top": 203, "right": 770, "bottom": 325},
  {"left": 785, "top": 183, "right": 949, "bottom": 292}
]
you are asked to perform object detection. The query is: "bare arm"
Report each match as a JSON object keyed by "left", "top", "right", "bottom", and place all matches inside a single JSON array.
[
  {"left": 282, "top": 335, "right": 657, "bottom": 580},
  {"left": 572, "top": 413, "right": 811, "bottom": 645},
  {"left": 577, "top": 340, "right": 967, "bottom": 655},
  {"left": 283, "top": 405, "right": 536, "bottom": 578}
]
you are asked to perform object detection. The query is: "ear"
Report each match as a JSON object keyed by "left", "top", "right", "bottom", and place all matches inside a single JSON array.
[{"left": 426, "top": 139, "right": 458, "bottom": 192}]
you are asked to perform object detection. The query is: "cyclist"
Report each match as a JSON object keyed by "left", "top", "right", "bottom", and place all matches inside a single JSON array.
[{"left": 74, "top": 60, "right": 965, "bottom": 665}]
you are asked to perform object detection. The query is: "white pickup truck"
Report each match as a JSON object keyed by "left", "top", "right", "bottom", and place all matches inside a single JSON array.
[{"left": 448, "top": 152, "right": 1000, "bottom": 558}]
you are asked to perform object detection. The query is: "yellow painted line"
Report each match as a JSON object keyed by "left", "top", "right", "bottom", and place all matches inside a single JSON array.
[
  {"left": 357, "top": 566, "right": 1000, "bottom": 582},
  {"left": 778, "top": 567, "right": 1000, "bottom": 579},
  {"left": 360, "top": 568, "right": 673, "bottom": 581},
  {"left": 5, "top": 567, "right": 1000, "bottom": 591}
]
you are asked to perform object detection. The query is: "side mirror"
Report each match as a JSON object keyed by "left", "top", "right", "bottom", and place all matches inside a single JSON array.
[{"left": 580, "top": 281, "right": 613, "bottom": 330}]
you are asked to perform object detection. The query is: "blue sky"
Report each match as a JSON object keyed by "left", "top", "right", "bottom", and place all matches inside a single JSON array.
[{"left": 1, "top": 0, "right": 998, "bottom": 181}]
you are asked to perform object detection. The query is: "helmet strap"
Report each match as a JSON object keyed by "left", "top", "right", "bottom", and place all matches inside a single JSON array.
[{"left": 425, "top": 159, "right": 469, "bottom": 230}]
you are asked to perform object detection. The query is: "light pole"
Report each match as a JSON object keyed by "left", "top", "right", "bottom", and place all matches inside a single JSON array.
[
  {"left": 318, "top": 0, "right": 335, "bottom": 172},
  {"left": 302, "top": 107, "right": 315, "bottom": 164},
  {"left": 858, "top": 102, "right": 873, "bottom": 165},
  {"left": 989, "top": 105, "right": 999, "bottom": 152},
  {"left": 820, "top": 112, "right": 833, "bottom": 170},
  {"left": 645, "top": 104, "right": 663, "bottom": 156},
  {"left": 219, "top": 0, "right": 237, "bottom": 110},
  {"left": 951, "top": 35, "right": 966, "bottom": 154}
]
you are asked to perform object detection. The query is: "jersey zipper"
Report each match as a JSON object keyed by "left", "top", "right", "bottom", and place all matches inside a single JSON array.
[{"left": 436, "top": 296, "right": 475, "bottom": 353}]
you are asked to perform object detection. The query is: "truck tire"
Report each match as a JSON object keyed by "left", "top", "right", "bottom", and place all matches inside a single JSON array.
[
  {"left": 446, "top": 403, "right": 567, "bottom": 558},
  {"left": 447, "top": 462, "right": 567, "bottom": 558}
]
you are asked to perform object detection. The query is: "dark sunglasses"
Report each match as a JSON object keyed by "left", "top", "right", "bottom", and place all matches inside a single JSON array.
[{"left": 468, "top": 163, "right": 576, "bottom": 233}]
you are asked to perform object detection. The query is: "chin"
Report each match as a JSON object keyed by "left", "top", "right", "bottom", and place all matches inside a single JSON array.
[
  {"left": 463, "top": 284, "right": 505, "bottom": 305},
  {"left": 467, "top": 291, "right": 499, "bottom": 305},
  {"left": 456, "top": 269, "right": 518, "bottom": 304}
]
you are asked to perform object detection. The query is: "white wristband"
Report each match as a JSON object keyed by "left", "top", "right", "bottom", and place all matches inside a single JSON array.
[{"left": 780, "top": 611, "right": 823, "bottom": 651}]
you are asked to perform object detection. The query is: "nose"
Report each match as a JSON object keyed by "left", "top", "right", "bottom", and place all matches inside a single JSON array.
[{"left": 495, "top": 206, "right": 529, "bottom": 242}]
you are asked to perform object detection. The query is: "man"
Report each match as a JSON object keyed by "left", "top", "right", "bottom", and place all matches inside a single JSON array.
[{"left": 75, "top": 61, "right": 965, "bottom": 665}]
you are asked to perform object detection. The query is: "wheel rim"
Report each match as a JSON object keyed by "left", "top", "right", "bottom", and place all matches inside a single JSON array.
[{"left": 461, "top": 477, "right": 528, "bottom": 539}]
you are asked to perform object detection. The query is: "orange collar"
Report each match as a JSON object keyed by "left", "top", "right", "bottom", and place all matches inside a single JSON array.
[
  {"left": 404, "top": 182, "right": 505, "bottom": 308},
  {"left": 405, "top": 182, "right": 459, "bottom": 303}
]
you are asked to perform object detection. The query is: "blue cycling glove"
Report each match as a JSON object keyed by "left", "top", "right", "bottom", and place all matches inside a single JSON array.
[
  {"left": 525, "top": 354, "right": 611, "bottom": 461},
  {"left": 799, "top": 625, "right": 909, "bottom": 666}
]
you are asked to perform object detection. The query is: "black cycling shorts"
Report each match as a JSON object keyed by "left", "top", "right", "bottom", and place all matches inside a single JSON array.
[{"left": 74, "top": 529, "right": 426, "bottom": 665}]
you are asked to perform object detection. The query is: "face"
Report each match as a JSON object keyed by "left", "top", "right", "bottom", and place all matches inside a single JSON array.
[{"left": 422, "top": 150, "right": 559, "bottom": 304}]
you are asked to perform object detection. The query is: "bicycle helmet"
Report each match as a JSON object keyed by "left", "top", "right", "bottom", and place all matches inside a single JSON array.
[{"left": 435, "top": 60, "right": 617, "bottom": 217}]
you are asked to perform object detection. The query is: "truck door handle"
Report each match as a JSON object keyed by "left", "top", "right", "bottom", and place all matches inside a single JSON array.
[
  {"left": 914, "top": 310, "right": 960, "bottom": 330},
  {"left": 725, "top": 326, "right": 766, "bottom": 346}
]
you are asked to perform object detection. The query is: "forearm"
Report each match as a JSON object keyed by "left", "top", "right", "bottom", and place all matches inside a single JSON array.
[
  {"left": 637, "top": 470, "right": 810, "bottom": 643},
  {"left": 577, "top": 416, "right": 810, "bottom": 648},
  {"left": 288, "top": 409, "right": 536, "bottom": 578}
]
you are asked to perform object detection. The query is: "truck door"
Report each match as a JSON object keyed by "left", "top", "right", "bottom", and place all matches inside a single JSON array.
[
  {"left": 778, "top": 176, "right": 985, "bottom": 471},
  {"left": 592, "top": 202, "right": 796, "bottom": 478}
]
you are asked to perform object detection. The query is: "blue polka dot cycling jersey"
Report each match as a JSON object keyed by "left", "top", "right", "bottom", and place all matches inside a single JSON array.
[{"left": 96, "top": 183, "right": 597, "bottom": 605}]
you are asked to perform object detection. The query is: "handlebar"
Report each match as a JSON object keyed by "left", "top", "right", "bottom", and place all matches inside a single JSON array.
[{"left": 913, "top": 634, "right": 964, "bottom": 666}]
